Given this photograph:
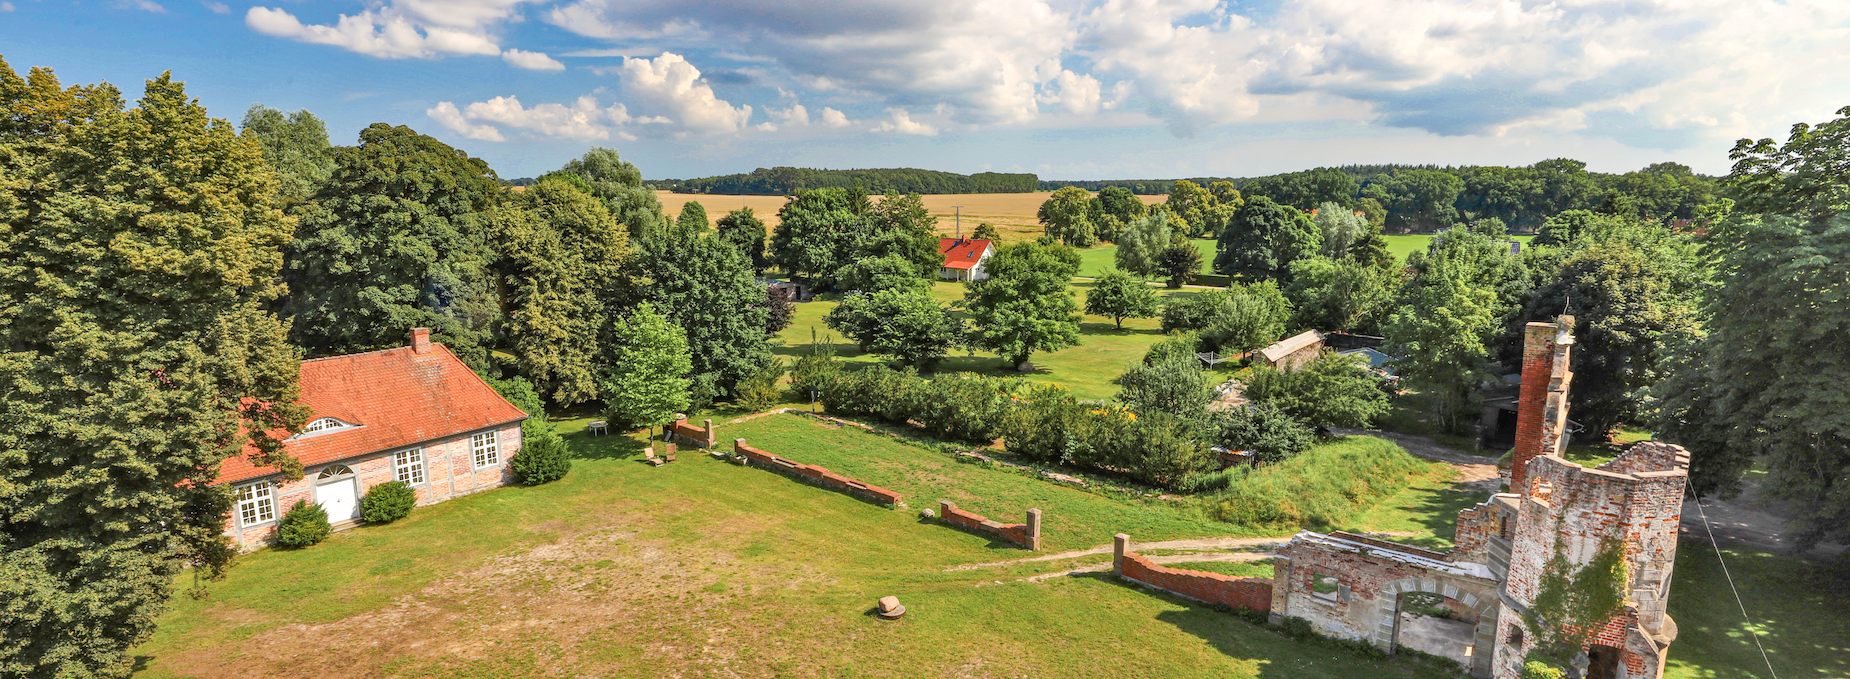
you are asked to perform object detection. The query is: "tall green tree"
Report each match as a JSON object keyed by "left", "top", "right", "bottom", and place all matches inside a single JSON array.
[
  {"left": 715, "top": 207, "right": 768, "bottom": 274},
  {"left": 1166, "top": 179, "right": 1215, "bottom": 236},
  {"left": 1285, "top": 256, "right": 1392, "bottom": 333},
  {"left": 824, "top": 288, "right": 962, "bottom": 369},
  {"left": 1371, "top": 169, "right": 1464, "bottom": 232},
  {"left": 643, "top": 229, "right": 774, "bottom": 397},
  {"left": 1727, "top": 105, "right": 1850, "bottom": 221},
  {"left": 601, "top": 301, "right": 692, "bottom": 429},
  {"left": 676, "top": 200, "right": 709, "bottom": 232},
  {"left": 561, "top": 147, "right": 664, "bottom": 240},
  {"left": 282, "top": 123, "right": 501, "bottom": 367},
  {"left": 1313, "top": 201, "right": 1368, "bottom": 258},
  {"left": 1096, "top": 185, "right": 1148, "bottom": 222},
  {"left": 1085, "top": 270, "right": 1161, "bottom": 330},
  {"left": 964, "top": 243, "right": 1083, "bottom": 369},
  {"left": 1213, "top": 196, "right": 1322, "bottom": 283},
  {"left": 1115, "top": 211, "right": 1172, "bottom": 278},
  {"left": 1239, "top": 168, "right": 1357, "bottom": 212},
  {"left": 1156, "top": 238, "right": 1203, "bottom": 288},
  {"left": 0, "top": 63, "right": 307, "bottom": 677},
  {"left": 862, "top": 193, "right": 942, "bottom": 278},
  {"left": 1037, "top": 186, "right": 1097, "bottom": 247},
  {"left": 770, "top": 187, "right": 860, "bottom": 286},
  {"left": 239, "top": 104, "right": 333, "bottom": 205},
  {"left": 489, "top": 174, "right": 631, "bottom": 405},
  {"left": 1383, "top": 256, "right": 1500, "bottom": 433}
]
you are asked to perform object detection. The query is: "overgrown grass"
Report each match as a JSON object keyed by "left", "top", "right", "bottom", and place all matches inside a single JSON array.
[
  {"left": 1663, "top": 539, "right": 1850, "bottom": 679},
  {"left": 1160, "top": 560, "right": 1276, "bottom": 579},
  {"left": 1202, "top": 436, "right": 1435, "bottom": 529}
]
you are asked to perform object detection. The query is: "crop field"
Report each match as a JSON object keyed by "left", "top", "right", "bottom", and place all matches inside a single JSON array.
[{"left": 659, "top": 190, "right": 1164, "bottom": 241}]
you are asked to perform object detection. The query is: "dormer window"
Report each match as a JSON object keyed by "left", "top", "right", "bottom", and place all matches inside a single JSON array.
[{"left": 291, "top": 417, "right": 360, "bottom": 440}]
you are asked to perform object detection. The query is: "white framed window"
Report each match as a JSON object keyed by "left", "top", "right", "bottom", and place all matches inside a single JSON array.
[
  {"left": 472, "top": 431, "right": 500, "bottom": 468},
  {"left": 235, "top": 481, "right": 275, "bottom": 527},
  {"left": 290, "top": 416, "right": 360, "bottom": 440},
  {"left": 395, "top": 448, "right": 426, "bottom": 485}
]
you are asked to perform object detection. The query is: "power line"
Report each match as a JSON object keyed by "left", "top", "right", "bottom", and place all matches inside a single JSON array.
[{"left": 1690, "top": 498, "right": 1780, "bottom": 679}]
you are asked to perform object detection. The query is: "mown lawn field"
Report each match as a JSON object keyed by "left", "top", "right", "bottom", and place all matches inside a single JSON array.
[{"left": 135, "top": 415, "right": 1465, "bottom": 679}]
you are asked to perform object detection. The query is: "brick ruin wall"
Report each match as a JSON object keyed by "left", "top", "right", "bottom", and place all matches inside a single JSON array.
[
  {"left": 1510, "top": 316, "right": 1574, "bottom": 491},
  {"left": 937, "top": 501, "right": 1041, "bottom": 550},
  {"left": 731, "top": 438, "right": 903, "bottom": 506},
  {"left": 668, "top": 417, "right": 716, "bottom": 448},
  {"left": 1113, "top": 534, "right": 1272, "bottom": 613}
]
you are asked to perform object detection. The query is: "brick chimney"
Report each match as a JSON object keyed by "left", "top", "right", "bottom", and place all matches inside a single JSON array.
[
  {"left": 410, "top": 327, "right": 432, "bottom": 354},
  {"left": 1510, "top": 315, "right": 1574, "bottom": 492}
]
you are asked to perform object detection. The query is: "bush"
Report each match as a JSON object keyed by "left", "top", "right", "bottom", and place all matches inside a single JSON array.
[
  {"left": 1116, "top": 354, "right": 1212, "bottom": 420},
  {"left": 788, "top": 334, "right": 842, "bottom": 402},
  {"left": 275, "top": 500, "right": 331, "bottom": 548},
  {"left": 1242, "top": 352, "right": 1389, "bottom": 432},
  {"left": 509, "top": 418, "right": 571, "bottom": 485},
  {"left": 820, "top": 366, "right": 1018, "bottom": 443},
  {"left": 1205, "top": 436, "right": 1427, "bottom": 527},
  {"left": 1521, "top": 662, "right": 1566, "bottom": 679},
  {"left": 361, "top": 480, "right": 417, "bottom": 523},
  {"left": 999, "top": 385, "right": 1214, "bottom": 488},
  {"left": 1209, "top": 402, "right": 1316, "bottom": 463},
  {"left": 735, "top": 359, "right": 786, "bottom": 411}
]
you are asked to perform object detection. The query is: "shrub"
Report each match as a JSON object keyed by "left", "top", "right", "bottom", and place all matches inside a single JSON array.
[
  {"left": 1205, "top": 436, "right": 1427, "bottom": 527},
  {"left": 275, "top": 500, "right": 331, "bottom": 548},
  {"left": 1243, "top": 352, "right": 1389, "bottom": 432},
  {"left": 820, "top": 367, "right": 1017, "bottom": 443},
  {"left": 1521, "top": 662, "right": 1566, "bottom": 679},
  {"left": 1000, "top": 385, "right": 1213, "bottom": 488},
  {"left": 1209, "top": 402, "right": 1316, "bottom": 463},
  {"left": 788, "top": 334, "right": 842, "bottom": 403},
  {"left": 510, "top": 418, "right": 571, "bottom": 485},
  {"left": 735, "top": 359, "right": 786, "bottom": 412},
  {"left": 1116, "top": 354, "right": 1212, "bottom": 420},
  {"left": 361, "top": 480, "right": 417, "bottom": 523}
]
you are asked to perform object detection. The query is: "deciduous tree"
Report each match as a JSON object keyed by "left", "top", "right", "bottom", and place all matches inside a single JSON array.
[
  {"left": 676, "top": 200, "right": 709, "bottom": 232},
  {"left": 601, "top": 302, "right": 691, "bottom": 429},
  {"left": 1085, "top": 270, "right": 1160, "bottom": 330},
  {"left": 1213, "top": 196, "right": 1321, "bottom": 283},
  {"left": 562, "top": 147, "right": 665, "bottom": 240},
  {"left": 964, "top": 243, "right": 1083, "bottom": 369},
  {"left": 1115, "top": 211, "right": 1171, "bottom": 278},
  {"left": 715, "top": 207, "right": 768, "bottom": 273},
  {"left": 1037, "top": 185, "right": 1097, "bottom": 247},
  {"left": 239, "top": 104, "right": 333, "bottom": 204},
  {"left": 825, "top": 288, "right": 962, "bottom": 369},
  {"left": 644, "top": 229, "right": 774, "bottom": 396}
]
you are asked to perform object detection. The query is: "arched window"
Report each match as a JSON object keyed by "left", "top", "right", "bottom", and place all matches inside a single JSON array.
[
  {"left": 318, "top": 464, "right": 355, "bottom": 479},
  {"left": 1507, "top": 625, "right": 1525, "bottom": 647}
]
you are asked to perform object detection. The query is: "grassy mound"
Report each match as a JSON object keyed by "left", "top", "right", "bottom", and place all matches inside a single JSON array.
[{"left": 1203, "top": 436, "right": 1431, "bottom": 529}]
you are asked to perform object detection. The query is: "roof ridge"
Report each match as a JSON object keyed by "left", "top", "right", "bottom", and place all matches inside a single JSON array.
[{"left": 302, "top": 344, "right": 416, "bottom": 364}]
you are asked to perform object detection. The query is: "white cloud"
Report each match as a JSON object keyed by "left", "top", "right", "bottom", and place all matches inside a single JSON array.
[
  {"left": 501, "top": 49, "right": 565, "bottom": 71},
  {"left": 1038, "top": 69, "right": 1102, "bottom": 116},
  {"left": 245, "top": 1, "right": 537, "bottom": 60},
  {"left": 201, "top": 1, "right": 228, "bottom": 13},
  {"left": 426, "top": 102, "right": 506, "bottom": 141},
  {"left": 0, "top": 2, "right": 14, "bottom": 11},
  {"left": 618, "top": 52, "right": 753, "bottom": 136},
  {"left": 821, "top": 107, "right": 850, "bottom": 127},
  {"left": 122, "top": 0, "right": 166, "bottom": 12},
  {"left": 873, "top": 108, "right": 937, "bottom": 136}
]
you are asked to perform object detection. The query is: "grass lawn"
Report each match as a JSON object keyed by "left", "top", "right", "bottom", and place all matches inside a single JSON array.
[
  {"left": 774, "top": 280, "right": 1230, "bottom": 401},
  {"left": 1663, "top": 540, "right": 1850, "bottom": 679},
  {"left": 135, "top": 416, "right": 1463, "bottom": 679}
]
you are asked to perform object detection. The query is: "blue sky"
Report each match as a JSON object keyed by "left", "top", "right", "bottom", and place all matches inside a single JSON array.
[{"left": 4, "top": 0, "right": 1848, "bottom": 181}]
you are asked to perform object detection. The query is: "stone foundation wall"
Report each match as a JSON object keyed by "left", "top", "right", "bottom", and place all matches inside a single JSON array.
[
  {"left": 937, "top": 501, "right": 1040, "bottom": 550},
  {"left": 1112, "top": 534, "right": 1272, "bottom": 613},
  {"left": 668, "top": 417, "right": 716, "bottom": 448},
  {"left": 731, "top": 438, "right": 903, "bottom": 506}
]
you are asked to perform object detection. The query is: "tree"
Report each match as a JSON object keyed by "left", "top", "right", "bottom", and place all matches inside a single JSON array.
[
  {"left": 489, "top": 174, "right": 631, "bottom": 405},
  {"left": 0, "top": 63, "right": 306, "bottom": 677},
  {"left": 836, "top": 253, "right": 932, "bottom": 293},
  {"left": 1727, "top": 106, "right": 1850, "bottom": 221},
  {"left": 972, "top": 222, "right": 1002, "bottom": 241},
  {"left": 760, "top": 285, "right": 795, "bottom": 334},
  {"left": 1206, "top": 180, "right": 1243, "bottom": 209},
  {"left": 562, "top": 147, "right": 665, "bottom": 240},
  {"left": 825, "top": 288, "right": 963, "bottom": 369},
  {"left": 1242, "top": 353, "right": 1389, "bottom": 432},
  {"left": 1213, "top": 196, "right": 1321, "bottom": 283},
  {"left": 1037, "top": 185, "right": 1097, "bottom": 247},
  {"left": 1284, "top": 256, "right": 1392, "bottom": 333},
  {"left": 1166, "top": 179, "right": 1216, "bottom": 236},
  {"left": 1161, "top": 284, "right": 1292, "bottom": 355},
  {"left": 1210, "top": 402, "right": 1315, "bottom": 463},
  {"left": 1239, "top": 168, "right": 1358, "bottom": 212},
  {"left": 1085, "top": 270, "right": 1161, "bottom": 330},
  {"left": 770, "top": 187, "right": 860, "bottom": 286},
  {"left": 1376, "top": 169, "right": 1464, "bottom": 232},
  {"left": 676, "top": 200, "right": 709, "bottom": 232},
  {"left": 1155, "top": 240, "right": 1203, "bottom": 288},
  {"left": 283, "top": 123, "right": 501, "bottom": 367},
  {"left": 715, "top": 207, "right": 768, "bottom": 273},
  {"left": 601, "top": 302, "right": 691, "bottom": 430},
  {"left": 1313, "top": 201, "right": 1368, "bottom": 258},
  {"left": 1115, "top": 211, "right": 1172, "bottom": 278},
  {"left": 644, "top": 230, "right": 775, "bottom": 397},
  {"left": 1097, "top": 186, "right": 1148, "bottom": 222},
  {"left": 964, "top": 243, "right": 1083, "bottom": 369},
  {"left": 1383, "top": 256, "right": 1500, "bottom": 433},
  {"left": 1116, "top": 353, "right": 1213, "bottom": 420},
  {"left": 862, "top": 192, "right": 942, "bottom": 278},
  {"left": 239, "top": 104, "right": 333, "bottom": 204},
  {"left": 1657, "top": 211, "right": 1850, "bottom": 550}
]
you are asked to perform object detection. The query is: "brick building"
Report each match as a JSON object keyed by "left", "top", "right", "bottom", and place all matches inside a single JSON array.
[
  {"left": 217, "top": 328, "right": 528, "bottom": 550},
  {"left": 1270, "top": 316, "right": 1687, "bottom": 678}
]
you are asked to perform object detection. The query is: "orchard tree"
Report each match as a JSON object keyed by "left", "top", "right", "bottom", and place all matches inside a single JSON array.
[
  {"left": 825, "top": 288, "right": 963, "bottom": 369},
  {"left": 1085, "top": 270, "right": 1160, "bottom": 330},
  {"left": 601, "top": 302, "right": 692, "bottom": 429},
  {"left": 964, "top": 243, "right": 1083, "bottom": 369},
  {"left": 715, "top": 207, "right": 768, "bottom": 273},
  {"left": 1037, "top": 186, "right": 1097, "bottom": 247},
  {"left": 676, "top": 200, "right": 710, "bottom": 232},
  {"left": 283, "top": 122, "right": 501, "bottom": 367},
  {"left": 1213, "top": 196, "right": 1321, "bottom": 283},
  {"left": 239, "top": 104, "right": 333, "bottom": 204},
  {"left": 0, "top": 63, "right": 307, "bottom": 677},
  {"left": 562, "top": 147, "right": 665, "bottom": 240}
]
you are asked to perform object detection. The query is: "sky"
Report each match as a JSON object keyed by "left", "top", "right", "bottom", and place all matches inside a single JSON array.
[{"left": 3, "top": 0, "right": 1848, "bottom": 181}]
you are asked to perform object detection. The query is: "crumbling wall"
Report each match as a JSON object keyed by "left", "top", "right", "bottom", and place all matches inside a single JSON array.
[
  {"left": 731, "top": 438, "right": 903, "bottom": 506},
  {"left": 1112, "top": 534, "right": 1272, "bottom": 613},
  {"left": 937, "top": 501, "right": 1040, "bottom": 550}
]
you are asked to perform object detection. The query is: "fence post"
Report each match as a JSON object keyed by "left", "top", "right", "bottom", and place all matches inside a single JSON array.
[{"left": 1026, "top": 509, "right": 1042, "bottom": 551}]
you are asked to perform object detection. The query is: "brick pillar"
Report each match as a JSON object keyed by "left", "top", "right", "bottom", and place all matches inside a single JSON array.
[
  {"left": 733, "top": 437, "right": 747, "bottom": 454},
  {"left": 1025, "top": 508, "right": 1042, "bottom": 551},
  {"left": 940, "top": 500, "right": 955, "bottom": 517},
  {"left": 1113, "top": 533, "right": 1130, "bottom": 573},
  {"left": 1511, "top": 320, "right": 1559, "bottom": 492},
  {"left": 703, "top": 419, "right": 715, "bottom": 447}
]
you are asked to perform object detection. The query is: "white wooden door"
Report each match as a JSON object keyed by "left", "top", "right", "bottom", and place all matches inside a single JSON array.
[{"left": 316, "top": 478, "right": 360, "bottom": 522}]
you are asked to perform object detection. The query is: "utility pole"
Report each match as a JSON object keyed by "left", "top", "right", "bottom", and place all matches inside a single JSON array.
[{"left": 953, "top": 206, "right": 963, "bottom": 239}]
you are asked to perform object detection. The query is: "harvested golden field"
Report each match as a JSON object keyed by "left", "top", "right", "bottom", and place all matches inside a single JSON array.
[{"left": 658, "top": 190, "right": 1165, "bottom": 243}]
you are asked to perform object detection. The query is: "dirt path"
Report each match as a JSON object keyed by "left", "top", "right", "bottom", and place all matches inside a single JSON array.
[
  {"left": 1333, "top": 427, "right": 1502, "bottom": 493},
  {"left": 949, "top": 531, "right": 1422, "bottom": 573}
]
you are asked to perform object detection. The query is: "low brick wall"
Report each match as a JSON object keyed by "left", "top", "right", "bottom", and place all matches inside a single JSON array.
[
  {"left": 668, "top": 417, "right": 716, "bottom": 448},
  {"left": 1113, "top": 534, "right": 1271, "bottom": 613},
  {"left": 938, "top": 501, "right": 1041, "bottom": 550},
  {"left": 732, "top": 438, "right": 903, "bottom": 506}
]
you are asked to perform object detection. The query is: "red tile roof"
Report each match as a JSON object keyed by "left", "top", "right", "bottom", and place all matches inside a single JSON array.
[
  {"left": 217, "top": 342, "right": 528, "bottom": 484},
  {"left": 939, "top": 238, "right": 992, "bottom": 270}
]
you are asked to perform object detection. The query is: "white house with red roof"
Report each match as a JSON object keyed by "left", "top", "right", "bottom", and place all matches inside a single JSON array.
[
  {"left": 219, "top": 328, "right": 528, "bottom": 550},
  {"left": 938, "top": 237, "right": 994, "bottom": 281}
]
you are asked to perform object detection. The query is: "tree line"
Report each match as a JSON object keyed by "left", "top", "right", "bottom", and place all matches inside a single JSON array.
[{"left": 653, "top": 166, "right": 1038, "bottom": 195}]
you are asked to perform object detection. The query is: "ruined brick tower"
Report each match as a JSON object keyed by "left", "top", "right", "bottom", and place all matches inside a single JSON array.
[{"left": 1270, "top": 316, "right": 1688, "bottom": 679}]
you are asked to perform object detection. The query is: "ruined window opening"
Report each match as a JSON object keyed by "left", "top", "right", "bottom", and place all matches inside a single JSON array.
[
  {"left": 1310, "top": 572, "right": 1344, "bottom": 603},
  {"left": 1506, "top": 625, "right": 1524, "bottom": 647}
]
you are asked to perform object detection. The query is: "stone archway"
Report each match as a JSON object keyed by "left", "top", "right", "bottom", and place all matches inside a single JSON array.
[{"left": 1375, "top": 577, "right": 1499, "bottom": 678}]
